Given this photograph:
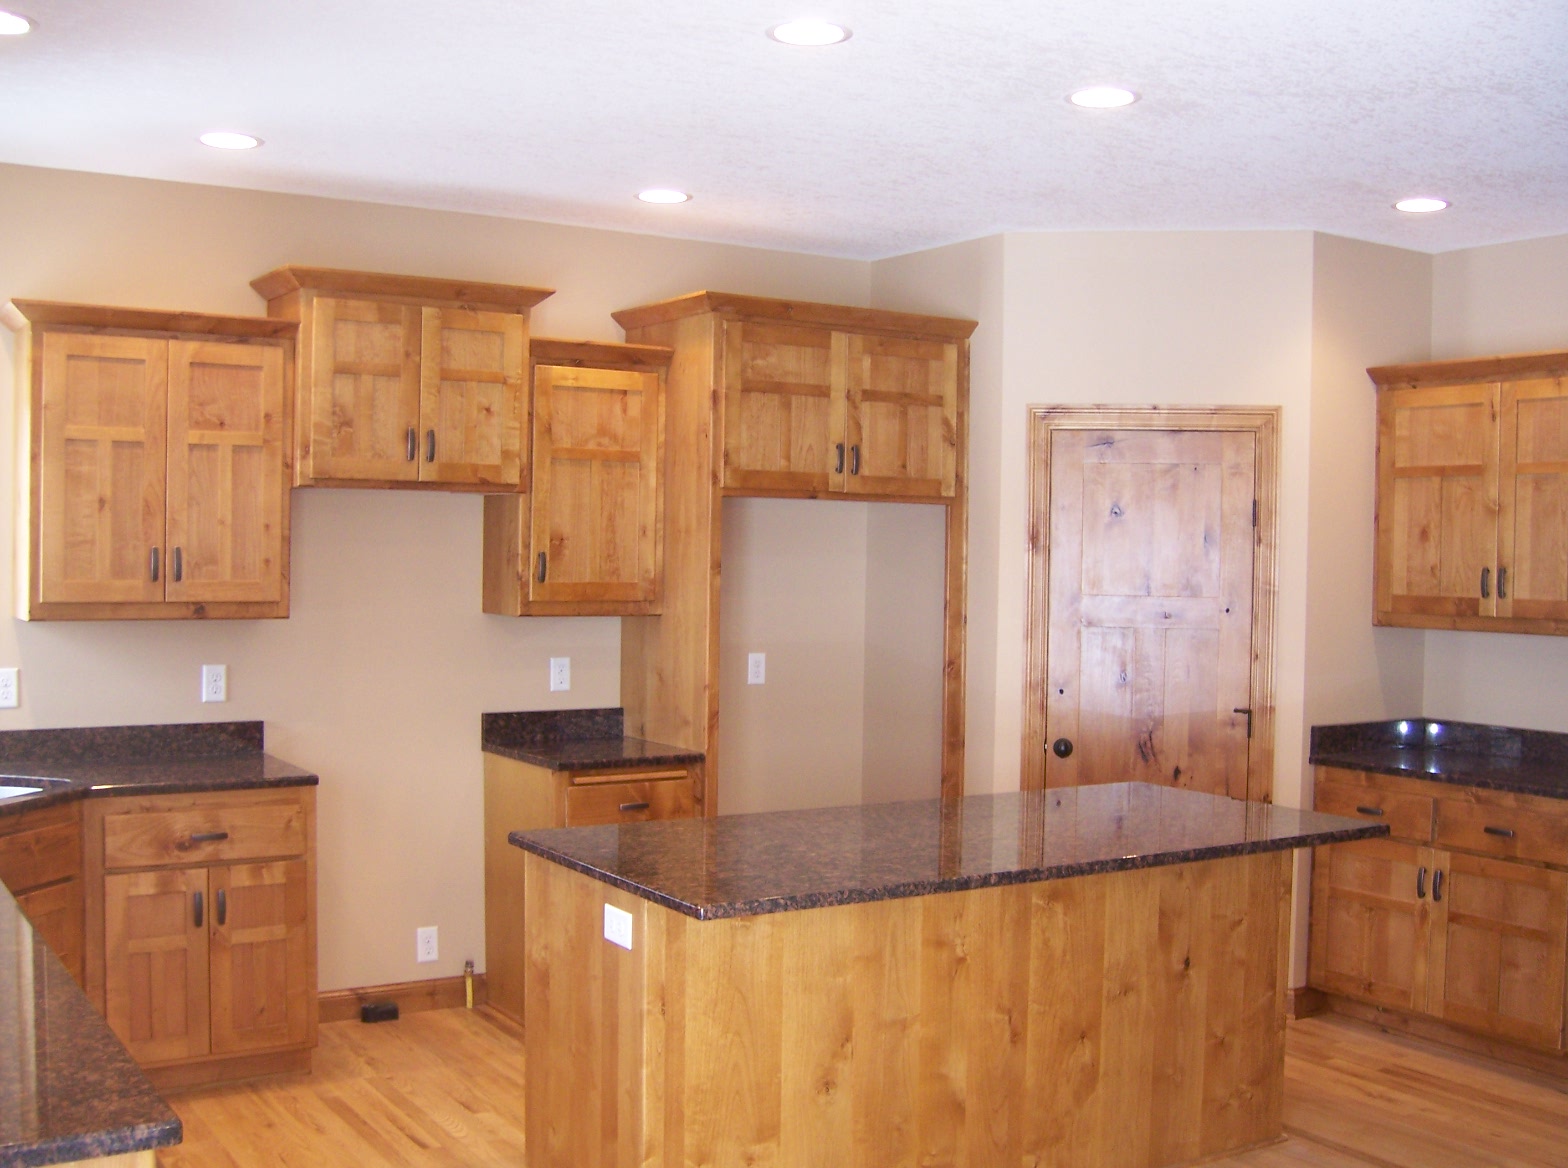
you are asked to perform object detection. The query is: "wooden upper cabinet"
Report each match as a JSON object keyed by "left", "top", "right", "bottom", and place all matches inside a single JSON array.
[
  {"left": 4, "top": 301, "right": 295, "bottom": 620},
  {"left": 716, "top": 309, "right": 962, "bottom": 500},
  {"left": 483, "top": 339, "right": 668, "bottom": 616},
  {"left": 1371, "top": 351, "right": 1568, "bottom": 635},
  {"left": 250, "top": 267, "right": 549, "bottom": 490}
]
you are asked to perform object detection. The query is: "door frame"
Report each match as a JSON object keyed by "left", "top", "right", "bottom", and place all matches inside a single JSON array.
[{"left": 1021, "top": 405, "right": 1281, "bottom": 800}]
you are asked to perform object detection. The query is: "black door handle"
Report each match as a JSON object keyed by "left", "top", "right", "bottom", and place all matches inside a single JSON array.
[
  {"left": 426, "top": 429, "right": 436, "bottom": 462},
  {"left": 1481, "top": 567, "right": 1491, "bottom": 598},
  {"left": 406, "top": 427, "right": 417, "bottom": 461},
  {"left": 536, "top": 552, "right": 547, "bottom": 584},
  {"left": 216, "top": 887, "right": 227, "bottom": 927},
  {"left": 188, "top": 831, "right": 230, "bottom": 844},
  {"left": 835, "top": 443, "right": 845, "bottom": 474},
  {"left": 149, "top": 547, "right": 160, "bottom": 582},
  {"left": 1355, "top": 805, "right": 1385, "bottom": 817},
  {"left": 1432, "top": 868, "right": 1444, "bottom": 903},
  {"left": 1498, "top": 567, "right": 1508, "bottom": 600},
  {"left": 193, "top": 890, "right": 204, "bottom": 928},
  {"left": 849, "top": 444, "right": 860, "bottom": 475},
  {"left": 618, "top": 801, "right": 651, "bottom": 813},
  {"left": 1416, "top": 867, "right": 1426, "bottom": 899},
  {"left": 1051, "top": 738, "right": 1074, "bottom": 759},
  {"left": 172, "top": 546, "right": 183, "bottom": 583}
]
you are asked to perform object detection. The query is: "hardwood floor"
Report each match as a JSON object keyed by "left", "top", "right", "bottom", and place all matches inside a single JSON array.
[{"left": 157, "top": 1009, "right": 1566, "bottom": 1167}]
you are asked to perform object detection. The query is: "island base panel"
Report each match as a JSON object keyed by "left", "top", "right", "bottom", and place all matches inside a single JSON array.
[{"left": 524, "top": 850, "right": 1291, "bottom": 1168}]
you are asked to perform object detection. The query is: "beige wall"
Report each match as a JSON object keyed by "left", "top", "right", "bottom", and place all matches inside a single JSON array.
[
  {"left": 0, "top": 163, "right": 872, "bottom": 989},
  {"left": 1426, "top": 234, "right": 1568, "bottom": 732}
]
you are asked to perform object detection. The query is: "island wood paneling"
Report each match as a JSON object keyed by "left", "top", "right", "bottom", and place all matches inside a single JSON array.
[{"left": 524, "top": 849, "right": 1291, "bottom": 1168}]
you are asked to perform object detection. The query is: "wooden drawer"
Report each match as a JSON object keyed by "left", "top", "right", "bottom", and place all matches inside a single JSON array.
[
  {"left": 564, "top": 778, "right": 695, "bottom": 827},
  {"left": 0, "top": 818, "right": 82, "bottom": 893},
  {"left": 103, "top": 795, "right": 307, "bottom": 870},
  {"left": 1315, "top": 774, "right": 1435, "bottom": 842},
  {"left": 1434, "top": 793, "right": 1568, "bottom": 868}
]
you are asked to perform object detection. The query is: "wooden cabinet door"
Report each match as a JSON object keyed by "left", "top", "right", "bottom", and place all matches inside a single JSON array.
[
  {"left": 165, "top": 340, "right": 287, "bottom": 604},
  {"left": 1309, "top": 838, "right": 1433, "bottom": 1012},
  {"left": 1426, "top": 850, "right": 1568, "bottom": 1051},
  {"left": 839, "top": 332, "right": 958, "bottom": 499},
  {"left": 209, "top": 860, "right": 311, "bottom": 1056},
  {"left": 37, "top": 332, "right": 167, "bottom": 604},
  {"left": 1376, "top": 382, "right": 1500, "bottom": 622},
  {"left": 529, "top": 363, "right": 660, "bottom": 604},
  {"left": 418, "top": 307, "right": 526, "bottom": 485},
  {"left": 104, "top": 868, "right": 210, "bottom": 1064},
  {"left": 307, "top": 296, "right": 422, "bottom": 483},
  {"left": 15, "top": 878, "right": 83, "bottom": 985},
  {"left": 721, "top": 319, "right": 835, "bottom": 493},
  {"left": 1499, "top": 376, "right": 1568, "bottom": 624}
]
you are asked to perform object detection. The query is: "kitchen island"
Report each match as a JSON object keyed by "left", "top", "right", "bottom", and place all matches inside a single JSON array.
[{"left": 513, "top": 782, "right": 1385, "bottom": 1168}]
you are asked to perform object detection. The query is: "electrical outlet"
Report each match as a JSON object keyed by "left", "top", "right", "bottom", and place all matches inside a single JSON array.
[
  {"left": 549, "top": 657, "right": 571, "bottom": 692},
  {"left": 603, "top": 904, "right": 633, "bottom": 950},
  {"left": 416, "top": 926, "right": 438, "bottom": 963},
  {"left": 0, "top": 668, "right": 17, "bottom": 709},
  {"left": 747, "top": 652, "right": 766, "bottom": 685},
  {"left": 200, "top": 664, "right": 227, "bottom": 703}
]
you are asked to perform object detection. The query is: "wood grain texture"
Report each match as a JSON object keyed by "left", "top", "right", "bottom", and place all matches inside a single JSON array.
[
  {"left": 249, "top": 266, "right": 553, "bottom": 311},
  {"left": 525, "top": 850, "right": 1291, "bottom": 1168},
  {"left": 610, "top": 290, "right": 978, "bottom": 340},
  {"left": 528, "top": 337, "right": 673, "bottom": 370},
  {"left": 1024, "top": 407, "right": 1280, "bottom": 802},
  {"left": 417, "top": 306, "right": 526, "bottom": 486},
  {"left": 1368, "top": 348, "right": 1568, "bottom": 387},
  {"left": 4, "top": 300, "right": 295, "bottom": 339}
]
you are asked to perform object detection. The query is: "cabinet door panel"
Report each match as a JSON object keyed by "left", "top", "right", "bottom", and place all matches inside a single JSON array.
[
  {"left": 722, "top": 320, "right": 834, "bottom": 493},
  {"left": 165, "top": 340, "right": 286, "bottom": 604},
  {"left": 309, "top": 297, "right": 421, "bottom": 482},
  {"left": 418, "top": 307, "right": 525, "bottom": 485},
  {"left": 841, "top": 333, "right": 958, "bottom": 499},
  {"left": 38, "top": 333, "right": 167, "bottom": 604},
  {"left": 1428, "top": 851, "right": 1567, "bottom": 1051},
  {"left": 1308, "top": 838, "right": 1431, "bottom": 1011},
  {"left": 1499, "top": 377, "right": 1568, "bottom": 622},
  {"left": 530, "top": 364, "right": 659, "bottom": 603},
  {"left": 16, "top": 878, "right": 83, "bottom": 985},
  {"left": 209, "top": 860, "right": 311, "bottom": 1055},
  {"left": 1376, "top": 383, "right": 1499, "bottom": 620},
  {"left": 104, "top": 868, "right": 210, "bottom": 1064}
]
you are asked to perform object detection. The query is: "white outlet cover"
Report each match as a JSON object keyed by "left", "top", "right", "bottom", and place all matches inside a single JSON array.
[
  {"left": 604, "top": 904, "right": 633, "bottom": 950},
  {"left": 0, "top": 668, "right": 17, "bottom": 709},
  {"left": 416, "top": 925, "right": 438, "bottom": 963},
  {"left": 200, "top": 664, "right": 227, "bottom": 703},
  {"left": 747, "top": 652, "right": 766, "bottom": 685},
  {"left": 549, "top": 656, "right": 571, "bottom": 692}
]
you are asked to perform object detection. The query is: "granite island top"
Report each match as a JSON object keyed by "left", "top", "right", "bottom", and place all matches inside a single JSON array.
[
  {"left": 0, "top": 882, "right": 180, "bottom": 1168},
  {"left": 1310, "top": 719, "right": 1568, "bottom": 800},
  {"left": 512, "top": 782, "right": 1386, "bottom": 920},
  {"left": 481, "top": 708, "right": 702, "bottom": 772},
  {"left": 0, "top": 722, "right": 317, "bottom": 821}
]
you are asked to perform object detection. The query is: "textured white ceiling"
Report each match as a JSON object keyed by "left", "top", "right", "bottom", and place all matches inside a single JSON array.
[{"left": 0, "top": 0, "right": 1564, "bottom": 259}]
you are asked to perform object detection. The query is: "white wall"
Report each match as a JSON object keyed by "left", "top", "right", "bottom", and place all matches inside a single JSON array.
[
  {"left": 1425, "top": 234, "right": 1568, "bottom": 732},
  {"left": 0, "top": 163, "right": 872, "bottom": 989}
]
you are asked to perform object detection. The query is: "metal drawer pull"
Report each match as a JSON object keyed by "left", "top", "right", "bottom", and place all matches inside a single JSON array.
[
  {"left": 1483, "top": 825, "right": 1516, "bottom": 839},
  {"left": 1498, "top": 566, "right": 1508, "bottom": 599},
  {"left": 537, "top": 552, "right": 547, "bottom": 584},
  {"left": 149, "top": 547, "right": 160, "bottom": 582},
  {"left": 216, "top": 887, "right": 227, "bottom": 927},
  {"left": 619, "top": 801, "right": 651, "bottom": 813},
  {"left": 1416, "top": 867, "right": 1426, "bottom": 899},
  {"left": 1355, "top": 805, "right": 1385, "bottom": 817},
  {"left": 189, "top": 831, "right": 230, "bottom": 844},
  {"left": 850, "top": 444, "right": 860, "bottom": 475},
  {"left": 1432, "top": 868, "right": 1444, "bottom": 902},
  {"left": 426, "top": 429, "right": 436, "bottom": 462},
  {"left": 835, "top": 443, "right": 845, "bottom": 474},
  {"left": 193, "top": 890, "right": 204, "bottom": 928},
  {"left": 406, "top": 426, "right": 417, "bottom": 461},
  {"left": 1481, "top": 566, "right": 1491, "bottom": 598},
  {"left": 172, "top": 546, "right": 183, "bottom": 583}
]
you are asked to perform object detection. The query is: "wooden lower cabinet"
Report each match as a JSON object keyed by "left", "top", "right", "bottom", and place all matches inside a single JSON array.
[
  {"left": 0, "top": 801, "right": 85, "bottom": 984},
  {"left": 483, "top": 751, "right": 701, "bottom": 1026},
  {"left": 1309, "top": 766, "right": 1568, "bottom": 1055},
  {"left": 88, "top": 788, "right": 317, "bottom": 1087}
]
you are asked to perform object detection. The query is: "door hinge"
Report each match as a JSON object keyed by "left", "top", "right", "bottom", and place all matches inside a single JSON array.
[{"left": 1233, "top": 707, "right": 1253, "bottom": 738}]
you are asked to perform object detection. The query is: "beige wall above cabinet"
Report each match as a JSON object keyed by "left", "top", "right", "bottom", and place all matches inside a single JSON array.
[
  {"left": 1370, "top": 351, "right": 1568, "bottom": 635},
  {"left": 3, "top": 301, "right": 294, "bottom": 621},
  {"left": 250, "top": 267, "right": 552, "bottom": 491},
  {"left": 483, "top": 338, "right": 669, "bottom": 616}
]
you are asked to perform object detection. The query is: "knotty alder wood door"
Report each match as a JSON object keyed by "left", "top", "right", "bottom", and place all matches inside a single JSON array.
[
  {"left": 1309, "top": 837, "right": 1432, "bottom": 1013},
  {"left": 1500, "top": 377, "right": 1568, "bottom": 624},
  {"left": 419, "top": 307, "right": 526, "bottom": 486},
  {"left": 307, "top": 297, "right": 423, "bottom": 483},
  {"left": 208, "top": 859, "right": 312, "bottom": 1056},
  {"left": 838, "top": 330, "right": 958, "bottom": 498},
  {"left": 104, "top": 868, "right": 211, "bottom": 1065},
  {"left": 1041, "top": 428, "right": 1257, "bottom": 796},
  {"left": 722, "top": 320, "right": 835, "bottom": 493}
]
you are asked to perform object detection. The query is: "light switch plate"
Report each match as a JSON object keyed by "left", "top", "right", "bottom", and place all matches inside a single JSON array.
[{"left": 604, "top": 903, "right": 633, "bottom": 950}]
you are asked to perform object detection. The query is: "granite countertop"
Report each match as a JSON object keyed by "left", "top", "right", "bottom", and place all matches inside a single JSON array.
[
  {"left": 512, "top": 782, "right": 1386, "bottom": 920},
  {"left": 482, "top": 709, "right": 702, "bottom": 772},
  {"left": 0, "top": 886, "right": 180, "bottom": 1167},
  {"left": 0, "top": 722, "right": 317, "bottom": 821},
  {"left": 1310, "top": 720, "right": 1568, "bottom": 800}
]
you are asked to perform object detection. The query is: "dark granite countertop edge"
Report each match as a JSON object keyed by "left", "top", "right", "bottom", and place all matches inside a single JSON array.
[
  {"left": 512, "top": 822, "right": 1388, "bottom": 921},
  {"left": 1308, "top": 751, "right": 1566, "bottom": 799},
  {"left": 2, "top": 1117, "right": 183, "bottom": 1168},
  {"left": 0, "top": 757, "right": 318, "bottom": 820}
]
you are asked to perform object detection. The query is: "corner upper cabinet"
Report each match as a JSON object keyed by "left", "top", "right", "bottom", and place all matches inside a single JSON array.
[
  {"left": 1370, "top": 351, "right": 1568, "bottom": 634},
  {"left": 3, "top": 301, "right": 293, "bottom": 620},
  {"left": 249, "top": 267, "right": 553, "bottom": 490},
  {"left": 483, "top": 338, "right": 669, "bottom": 615}
]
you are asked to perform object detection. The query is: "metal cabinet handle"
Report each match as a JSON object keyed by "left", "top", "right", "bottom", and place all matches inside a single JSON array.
[
  {"left": 425, "top": 429, "right": 436, "bottom": 462},
  {"left": 1233, "top": 707, "right": 1254, "bottom": 738},
  {"left": 1416, "top": 866, "right": 1426, "bottom": 899},
  {"left": 406, "top": 426, "right": 417, "bottom": 461},
  {"left": 1498, "top": 567, "right": 1508, "bottom": 600},
  {"left": 1481, "top": 567, "right": 1491, "bottom": 598},
  {"left": 835, "top": 443, "right": 845, "bottom": 474},
  {"left": 1483, "top": 825, "right": 1516, "bottom": 839},
  {"left": 216, "top": 888, "right": 227, "bottom": 927},
  {"left": 189, "top": 831, "right": 230, "bottom": 844},
  {"left": 1432, "top": 868, "right": 1444, "bottom": 902},
  {"left": 172, "top": 546, "right": 183, "bottom": 583},
  {"left": 618, "top": 801, "right": 650, "bottom": 813},
  {"left": 1355, "top": 805, "right": 1385, "bottom": 817},
  {"left": 193, "top": 890, "right": 204, "bottom": 928},
  {"left": 149, "top": 547, "right": 160, "bottom": 582},
  {"left": 536, "top": 552, "right": 547, "bottom": 584},
  {"left": 850, "top": 444, "right": 860, "bottom": 475}
]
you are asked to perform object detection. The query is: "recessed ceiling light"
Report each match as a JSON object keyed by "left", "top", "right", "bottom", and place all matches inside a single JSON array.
[
  {"left": 200, "top": 131, "right": 263, "bottom": 150},
  {"left": 1069, "top": 86, "right": 1139, "bottom": 109},
  {"left": 637, "top": 188, "right": 691, "bottom": 205},
  {"left": 1394, "top": 196, "right": 1449, "bottom": 214},
  {"left": 768, "top": 19, "right": 851, "bottom": 46},
  {"left": 0, "top": 10, "right": 33, "bottom": 35}
]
